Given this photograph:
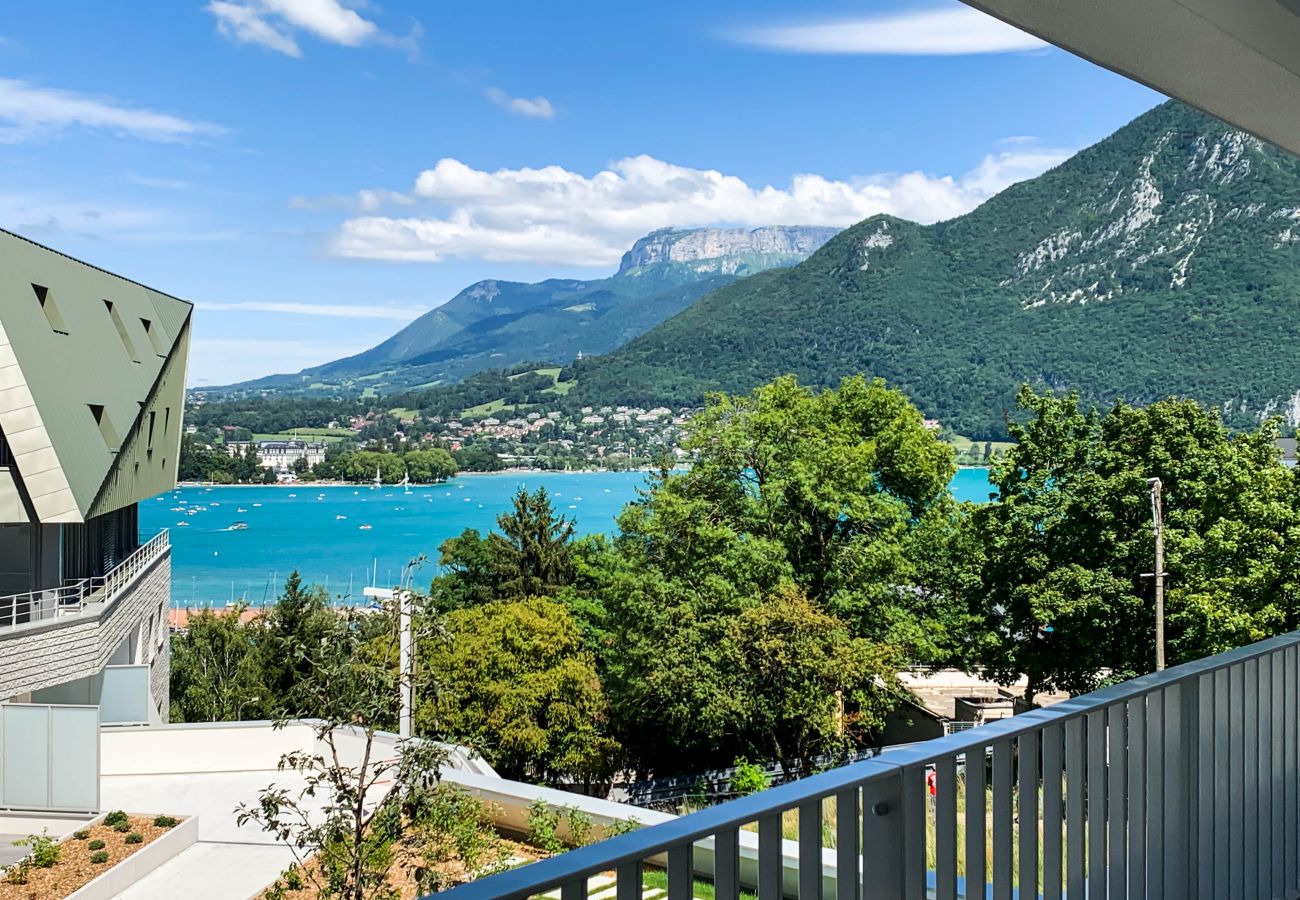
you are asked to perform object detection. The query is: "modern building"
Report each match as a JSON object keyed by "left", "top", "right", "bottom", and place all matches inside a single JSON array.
[
  {"left": 0, "top": 228, "right": 188, "bottom": 811},
  {"left": 225, "top": 438, "right": 326, "bottom": 471}
]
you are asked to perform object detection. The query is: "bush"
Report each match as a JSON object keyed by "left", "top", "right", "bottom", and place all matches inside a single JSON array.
[
  {"left": 3, "top": 861, "right": 28, "bottom": 885},
  {"left": 88, "top": 840, "right": 105, "bottom": 851},
  {"left": 103, "top": 810, "right": 128, "bottom": 827},
  {"left": 152, "top": 815, "right": 178, "bottom": 828},
  {"left": 90, "top": 851, "right": 109, "bottom": 864},
  {"left": 525, "top": 799, "right": 593, "bottom": 854},
  {"left": 607, "top": 816, "right": 641, "bottom": 837},
  {"left": 14, "top": 831, "right": 60, "bottom": 868},
  {"left": 731, "top": 757, "right": 771, "bottom": 796},
  {"left": 284, "top": 867, "right": 304, "bottom": 890},
  {"left": 125, "top": 832, "right": 143, "bottom": 845},
  {"left": 73, "top": 830, "right": 90, "bottom": 840},
  {"left": 113, "top": 822, "right": 130, "bottom": 833}
]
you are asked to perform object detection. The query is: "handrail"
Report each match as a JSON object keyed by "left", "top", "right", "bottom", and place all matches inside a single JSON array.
[
  {"left": 434, "top": 627, "right": 1300, "bottom": 900},
  {"left": 0, "top": 529, "right": 169, "bottom": 631}
]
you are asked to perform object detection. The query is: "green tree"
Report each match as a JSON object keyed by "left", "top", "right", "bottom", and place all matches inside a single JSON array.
[
  {"left": 169, "top": 605, "right": 267, "bottom": 722},
  {"left": 419, "top": 597, "right": 619, "bottom": 785},
  {"left": 402, "top": 448, "right": 458, "bottom": 483},
  {"left": 260, "top": 571, "right": 334, "bottom": 715},
  {"left": 974, "top": 387, "right": 1300, "bottom": 699}
]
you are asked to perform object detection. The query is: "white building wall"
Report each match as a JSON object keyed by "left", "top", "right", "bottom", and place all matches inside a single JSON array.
[{"left": 0, "top": 551, "right": 170, "bottom": 720}]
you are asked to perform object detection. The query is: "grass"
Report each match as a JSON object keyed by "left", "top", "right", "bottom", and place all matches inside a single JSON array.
[
  {"left": 253, "top": 432, "right": 347, "bottom": 444},
  {"left": 387, "top": 407, "right": 420, "bottom": 419},
  {"left": 511, "top": 367, "right": 562, "bottom": 381},
  {"left": 461, "top": 399, "right": 514, "bottom": 418},
  {"left": 641, "top": 867, "right": 756, "bottom": 900}
]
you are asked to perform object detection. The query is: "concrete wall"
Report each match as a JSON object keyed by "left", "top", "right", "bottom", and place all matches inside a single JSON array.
[
  {"left": 0, "top": 550, "right": 170, "bottom": 713},
  {"left": 101, "top": 721, "right": 318, "bottom": 776}
]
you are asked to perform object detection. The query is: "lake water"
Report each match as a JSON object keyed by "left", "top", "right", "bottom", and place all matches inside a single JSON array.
[{"left": 142, "top": 467, "right": 995, "bottom": 607}]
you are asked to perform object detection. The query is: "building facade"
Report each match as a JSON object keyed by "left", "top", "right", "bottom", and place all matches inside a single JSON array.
[
  {"left": 0, "top": 228, "right": 190, "bottom": 727},
  {"left": 225, "top": 439, "right": 326, "bottom": 471}
]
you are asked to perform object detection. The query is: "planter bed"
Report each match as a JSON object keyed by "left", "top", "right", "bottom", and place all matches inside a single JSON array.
[{"left": 0, "top": 814, "right": 182, "bottom": 899}]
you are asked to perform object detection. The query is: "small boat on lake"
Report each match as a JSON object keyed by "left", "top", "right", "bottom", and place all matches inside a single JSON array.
[
  {"left": 358, "top": 524, "right": 373, "bottom": 531},
  {"left": 227, "top": 521, "right": 249, "bottom": 531}
]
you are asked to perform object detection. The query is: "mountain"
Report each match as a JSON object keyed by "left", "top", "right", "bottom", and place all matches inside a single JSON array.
[
  {"left": 571, "top": 101, "right": 1300, "bottom": 438},
  {"left": 213, "top": 225, "right": 837, "bottom": 397}
]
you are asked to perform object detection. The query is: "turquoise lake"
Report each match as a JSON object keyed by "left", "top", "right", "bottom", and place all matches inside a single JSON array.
[{"left": 142, "top": 467, "right": 994, "bottom": 607}]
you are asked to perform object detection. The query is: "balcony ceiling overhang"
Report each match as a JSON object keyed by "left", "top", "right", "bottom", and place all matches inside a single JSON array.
[{"left": 963, "top": 0, "right": 1300, "bottom": 158}]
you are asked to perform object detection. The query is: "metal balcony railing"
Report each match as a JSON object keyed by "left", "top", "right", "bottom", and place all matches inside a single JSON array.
[
  {"left": 434, "top": 630, "right": 1300, "bottom": 900},
  {"left": 0, "top": 529, "right": 169, "bottom": 631}
]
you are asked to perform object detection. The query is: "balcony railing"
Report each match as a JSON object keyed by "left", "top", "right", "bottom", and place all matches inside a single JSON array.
[
  {"left": 435, "top": 629, "right": 1300, "bottom": 900},
  {"left": 0, "top": 529, "right": 169, "bottom": 631}
]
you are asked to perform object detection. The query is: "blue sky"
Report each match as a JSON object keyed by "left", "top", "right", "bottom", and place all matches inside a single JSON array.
[{"left": 0, "top": 1, "right": 1161, "bottom": 385}]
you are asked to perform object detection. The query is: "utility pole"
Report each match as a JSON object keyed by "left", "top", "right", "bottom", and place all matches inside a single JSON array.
[{"left": 1147, "top": 477, "right": 1166, "bottom": 671}]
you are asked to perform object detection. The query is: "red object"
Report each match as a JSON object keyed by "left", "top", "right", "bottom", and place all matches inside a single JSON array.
[{"left": 926, "top": 769, "right": 937, "bottom": 797}]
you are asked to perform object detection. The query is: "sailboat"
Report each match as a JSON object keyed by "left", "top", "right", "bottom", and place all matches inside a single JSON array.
[
  {"left": 371, "top": 466, "right": 381, "bottom": 490},
  {"left": 402, "top": 470, "right": 411, "bottom": 495}
]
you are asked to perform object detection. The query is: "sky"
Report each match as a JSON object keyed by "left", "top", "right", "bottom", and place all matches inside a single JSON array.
[{"left": 0, "top": 1, "right": 1162, "bottom": 386}]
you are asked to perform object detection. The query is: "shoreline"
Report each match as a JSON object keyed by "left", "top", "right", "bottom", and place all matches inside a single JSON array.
[{"left": 175, "top": 467, "right": 658, "bottom": 489}]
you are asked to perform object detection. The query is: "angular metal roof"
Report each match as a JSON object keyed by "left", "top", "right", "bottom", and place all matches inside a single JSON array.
[{"left": 0, "top": 229, "right": 191, "bottom": 523}]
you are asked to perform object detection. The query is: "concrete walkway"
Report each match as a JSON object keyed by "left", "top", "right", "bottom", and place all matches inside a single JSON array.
[{"left": 101, "top": 770, "right": 314, "bottom": 899}]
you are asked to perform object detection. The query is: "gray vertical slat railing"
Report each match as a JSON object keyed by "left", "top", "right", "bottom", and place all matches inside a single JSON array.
[
  {"left": 835, "top": 788, "right": 858, "bottom": 900},
  {"left": 901, "top": 768, "right": 926, "bottom": 900},
  {"left": 1214, "top": 666, "right": 1230, "bottom": 900},
  {"left": 935, "top": 756, "right": 956, "bottom": 900},
  {"left": 1162, "top": 684, "right": 1185, "bottom": 899},
  {"left": 991, "top": 741, "right": 1013, "bottom": 900},
  {"left": 1195, "top": 675, "right": 1214, "bottom": 900},
  {"left": 758, "top": 816, "right": 781, "bottom": 900},
  {"left": 1065, "top": 718, "right": 1085, "bottom": 898},
  {"left": 431, "top": 631, "right": 1300, "bottom": 900},
  {"left": 1244, "top": 659, "right": 1260, "bottom": 899},
  {"left": 668, "top": 845, "right": 692, "bottom": 900},
  {"left": 1259, "top": 659, "right": 1274, "bottom": 900},
  {"left": 1230, "top": 662, "right": 1245, "bottom": 899},
  {"left": 1085, "top": 710, "right": 1105, "bottom": 900},
  {"left": 713, "top": 829, "right": 738, "bottom": 900},
  {"left": 616, "top": 861, "right": 641, "bottom": 900},
  {"left": 1286, "top": 646, "right": 1298, "bottom": 895},
  {"left": 1124, "top": 697, "right": 1146, "bottom": 900},
  {"left": 799, "top": 800, "right": 822, "bottom": 900},
  {"left": 1042, "top": 726, "right": 1063, "bottom": 900},
  {"left": 1144, "top": 692, "right": 1164, "bottom": 899},
  {"left": 1271, "top": 651, "right": 1284, "bottom": 899},
  {"left": 1105, "top": 703, "right": 1126, "bottom": 900},
  {"left": 966, "top": 744, "right": 988, "bottom": 900},
  {"left": 1018, "top": 732, "right": 1039, "bottom": 900}
]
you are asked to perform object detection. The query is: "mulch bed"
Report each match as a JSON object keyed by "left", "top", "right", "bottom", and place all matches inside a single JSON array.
[
  {"left": 257, "top": 837, "right": 541, "bottom": 900},
  {"left": 0, "top": 815, "right": 175, "bottom": 900}
]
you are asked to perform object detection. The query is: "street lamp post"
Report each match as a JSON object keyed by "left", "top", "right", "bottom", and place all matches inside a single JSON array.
[{"left": 1147, "top": 477, "right": 1166, "bottom": 671}]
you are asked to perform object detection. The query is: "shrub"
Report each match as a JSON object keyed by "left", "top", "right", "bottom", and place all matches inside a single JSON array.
[
  {"left": 90, "top": 851, "right": 109, "bottom": 864},
  {"left": 125, "top": 832, "right": 143, "bottom": 845},
  {"left": 525, "top": 799, "right": 594, "bottom": 853},
  {"left": 607, "top": 816, "right": 641, "bottom": 837},
  {"left": 73, "top": 830, "right": 90, "bottom": 841},
  {"left": 731, "top": 757, "right": 771, "bottom": 796},
  {"left": 284, "top": 867, "right": 304, "bottom": 890},
  {"left": 3, "top": 861, "right": 28, "bottom": 885},
  {"left": 113, "top": 822, "right": 130, "bottom": 833},
  {"left": 152, "top": 815, "right": 178, "bottom": 828},
  {"left": 103, "top": 810, "right": 128, "bottom": 827},
  {"left": 14, "top": 831, "right": 60, "bottom": 868},
  {"left": 88, "top": 840, "right": 105, "bottom": 851}
]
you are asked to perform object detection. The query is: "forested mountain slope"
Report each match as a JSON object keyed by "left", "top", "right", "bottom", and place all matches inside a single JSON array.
[
  {"left": 572, "top": 102, "right": 1300, "bottom": 437},
  {"left": 213, "top": 226, "right": 836, "bottom": 397}
]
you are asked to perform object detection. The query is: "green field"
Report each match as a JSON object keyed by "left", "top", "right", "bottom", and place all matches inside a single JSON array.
[{"left": 253, "top": 430, "right": 349, "bottom": 444}]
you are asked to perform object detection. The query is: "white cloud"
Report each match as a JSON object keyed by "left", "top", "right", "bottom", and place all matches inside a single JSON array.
[
  {"left": 327, "top": 145, "right": 1072, "bottom": 266},
  {"left": 206, "top": 0, "right": 412, "bottom": 58},
  {"left": 200, "top": 300, "right": 425, "bottom": 320},
  {"left": 0, "top": 78, "right": 220, "bottom": 143},
  {"left": 485, "top": 87, "right": 556, "bottom": 120},
  {"left": 733, "top": 6, "right": 1046, "bottom": 55}
]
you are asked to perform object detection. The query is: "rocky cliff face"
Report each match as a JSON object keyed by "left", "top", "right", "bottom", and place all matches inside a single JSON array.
[{"left": 618, "top": 226, "right": 839, "bottom": 276}]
